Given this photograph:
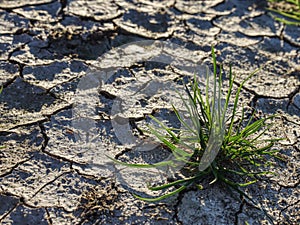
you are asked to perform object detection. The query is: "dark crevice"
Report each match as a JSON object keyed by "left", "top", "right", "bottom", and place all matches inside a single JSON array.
[
  {"left": 99, "top": 90, "right": 116, "bottom": 99},
  {"left": 46, "top": 74, "right": 84, "bottom": 97},
  {"left": 234, "top": 196, "right": 244, "bottom": 225},
  {"left": 57, "top": 0, "right": 68, "bottom": 20},
  {"left": 45, "top": 208, "right": 53, "bottom": 225},
  {"left": 240, "top": 83, "right": 300, "bottom": 116},
  {"left": 0, "top": 75, "right": 18, "bottom": 89},
  {"left": 41, "top": 103, "right": 73, "bottom": 117},
  {"left": 1, "top": 117, "right": 49, "bottom": 133},
  {"left": 114, "top": 147, "right": 133, "bottom": 160},
  {"left": 37, "top": 76, "right": 79, "bottom": 102},
  {"left": 129, "top": 118, "right": 146, "bottom": 135},
  {"left": 29, "top": 171, "right": 71, "bottom": 200},
  {"left": 279, "top": 199, "right": 300, "bottom": 224},
  {"left": 172, "top": 188, "right": 190, "bottom": 225},
  {"left": 39, "top": 122, "right": 49, "bottom": 151},
  {"left": 282, "top": 32, "right": 300, "bottom": 48},
  {"left": 7, "top": 45, "right": 26, "bottom": 79},
  {"left": 277, "top": 22, "right": 285, "bottom": 41},
  {"left": 72, "top": 166, "right": 105, "bottom": 181},
  {"left": 0, "top": 157, "right": 34, "bottom": 178},
  {"left": 0, "top": 200, "right": 19, "bottom": 222},
  {"left": 38, "top": 122, "right": 83, "bottom": 165},
  {"left": 281, "top": 114, "right": 300, "bottom": 126},
  {"left": 234, "top": 80, "right": 296, "bottom": 100},
  {"left": 0, "top": 130, "right": 18, "bottom": 136}
]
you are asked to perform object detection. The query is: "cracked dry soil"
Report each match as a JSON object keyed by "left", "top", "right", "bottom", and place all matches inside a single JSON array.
[{"left": 0, "top": 0, "right": 299, "bottom": 224}]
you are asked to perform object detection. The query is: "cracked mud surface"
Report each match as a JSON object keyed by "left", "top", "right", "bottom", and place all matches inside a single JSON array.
[{"left": 0, "top": 0, "right": 299, "bottom": 224}]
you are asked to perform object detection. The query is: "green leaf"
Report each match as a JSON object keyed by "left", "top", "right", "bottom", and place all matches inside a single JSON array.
[
  {"left": 147, "top": 173, "right": 207, "bottom": 191},
  {"left": 133, "top": 184, "right": 189, "bottom": 202}
]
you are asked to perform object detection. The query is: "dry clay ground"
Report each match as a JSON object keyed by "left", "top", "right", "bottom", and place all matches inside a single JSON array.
[{"left": 0, "top": 0, "right": 299, "bottom": 224}]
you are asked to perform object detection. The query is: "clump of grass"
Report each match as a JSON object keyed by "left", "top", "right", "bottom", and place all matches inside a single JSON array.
[
  {"left": 110, "top": 47, "right": 282, "bottom": 222},
  {"left": 267, "top": 0, "right": 300, "bottom": 26}
]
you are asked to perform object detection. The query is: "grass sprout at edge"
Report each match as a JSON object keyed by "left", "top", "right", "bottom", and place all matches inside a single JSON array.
[{"left": 267, "top": 0, "right": 300, "bottom": 26}]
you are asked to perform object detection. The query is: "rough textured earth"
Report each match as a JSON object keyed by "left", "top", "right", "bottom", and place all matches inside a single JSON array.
[{"left": 0, "top": 0, "right": 299, "bottom": 225}]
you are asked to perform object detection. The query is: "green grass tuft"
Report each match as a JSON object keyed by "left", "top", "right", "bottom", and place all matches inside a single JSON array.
[{"left": 111, "top": 46, "right": 283, "bottom": 223}]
